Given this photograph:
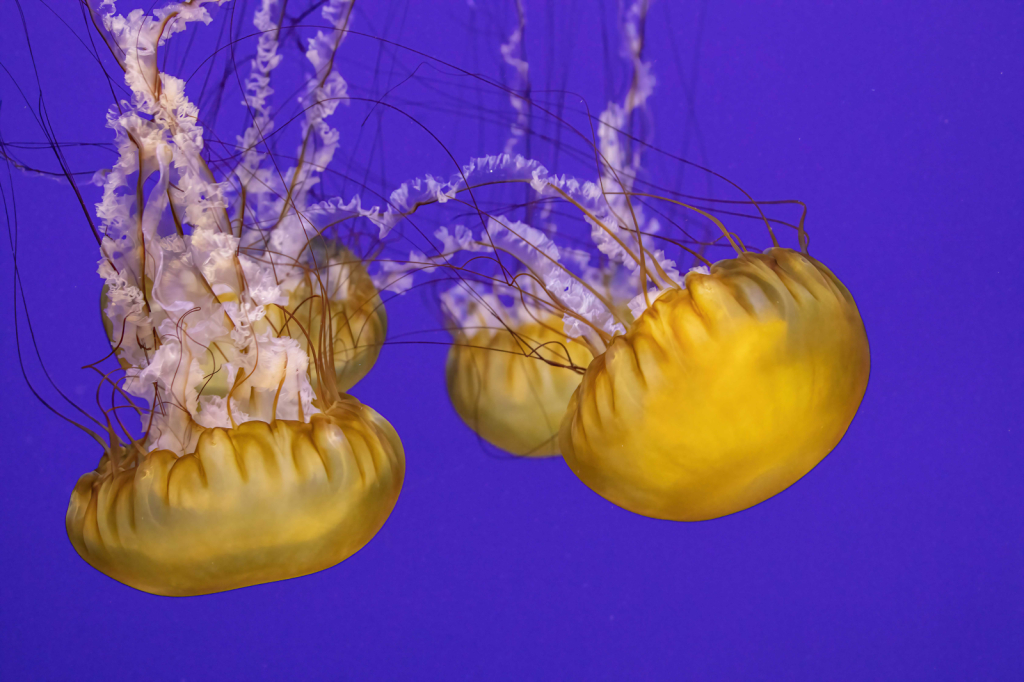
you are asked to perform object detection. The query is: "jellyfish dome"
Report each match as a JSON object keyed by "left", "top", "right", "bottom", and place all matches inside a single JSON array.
[
  {"left": 67, "top": 0, "right": 403, "bottom": 595},
  {"left": 442, "top": 278, "right": 595, "bottom": 457},
  {"left": 68, "top": 399, "right": 402, "bottom": 597},
  {"left": 561, "top": 249, "right": 870, "bottom": 521}
]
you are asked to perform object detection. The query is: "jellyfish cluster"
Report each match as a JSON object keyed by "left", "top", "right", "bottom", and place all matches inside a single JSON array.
[
  {"left": 69, "top": 0, "right": 403, "bottom": 596},
  {"left": 29, "top": 0, "right": 868, "bottom": 595}
]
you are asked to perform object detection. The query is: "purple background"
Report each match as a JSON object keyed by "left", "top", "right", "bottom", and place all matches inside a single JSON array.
[{"left": 1, "top": 1, "right": 1022, "bottom": 679}]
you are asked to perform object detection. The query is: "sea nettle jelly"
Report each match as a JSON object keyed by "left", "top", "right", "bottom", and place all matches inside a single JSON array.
[
  {"left": 67, "top": 0, "right": 403, "bottom": 595},
  {"left": 371, "top": 0, "right": 869, "bottom": 518}
]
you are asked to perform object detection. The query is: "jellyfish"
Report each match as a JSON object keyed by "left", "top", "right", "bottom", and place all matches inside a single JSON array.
[
  {"left": 369, "top": 0, "right": 868, "bottom": 518},
  {"left": 561, "top": 248, "right": 870, "bottom": 521},
  {"left": 441, "top": 278, "right": 595, "bottom": 457},
  {"left": 382, "top": 159, "right": 867, "bottom": 519},
  {"left": 379, "top": 0, "right": 656, "bottom": 457},
  {"left": 63, "top": 0, "right": 403, "bottom": 595}
]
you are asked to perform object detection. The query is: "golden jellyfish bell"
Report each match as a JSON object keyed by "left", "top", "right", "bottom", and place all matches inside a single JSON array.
[
  {"left": 66, "top": 394, "right": 404, "bottom": 596},
  {"left": 264, "top": 249, "right": 388, "bottom": 394},
  {"left": 559, "top": 248, "right": 870, "bottom": 521},
  {"left": 99, "top": 249, "right": 387, "bottom": 397},
  {"left": 446, "top": 315, "right": 593, "bottom": 457}
]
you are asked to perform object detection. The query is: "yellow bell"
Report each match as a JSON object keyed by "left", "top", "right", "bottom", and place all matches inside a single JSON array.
[
  {"left": 447, "top": 316, "right": 592, "bottom": 457},
  {"left": 265, "top": 253, "right": 388, "bottom": 394},
  {"left": 66, "top": 395, "right": 404, "bottom": 596},
  {"left": 101, "top": 251, "right": 386, "bottom": 397},
  {"left": 560, "top": 248, "right": 869, "bottom": 520}
]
